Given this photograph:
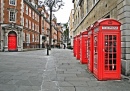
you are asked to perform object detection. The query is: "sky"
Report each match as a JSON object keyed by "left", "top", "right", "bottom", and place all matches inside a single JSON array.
[
  {"left": 40, "top": 0, "right": 73, "bottom": 23},
  {"left": 53, "top": 0, "right": 73, "bottom": 23}
]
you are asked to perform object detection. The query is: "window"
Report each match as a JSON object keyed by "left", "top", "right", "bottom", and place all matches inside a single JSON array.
[
  {"left": 32, "top": 12, "right": 35, "bottom": 19},
  {"left": 29, "top": 20, "right": 31, "bottom": 29},
  {"left": 35, "top": 13, "right": 37, "bottom": 20},
  {"left": 23, "top": 32, "right": 25, "bottom": 42},
  {"left": 32, "top": 34, "right": 34, "bottom": 42},
  {"left": 26, "top": 5, "right": 28, "bottom": 15},
  {"left": 26, "top": 19, "right": 28, "bottom": 28},
  {"left": 9, "top": 11, "right": 16, "bottom": 22},
  {"left": 9, "top": 0, "right": 16, "bottom": 5},
  {"left": 32, "top": 22, "right": 34, "bottom": 30},
  {"left": 29, "top": 8, "right": 31, "bottom": 17},
  {"left": 26, "top": 33, "right": 30, "bottom": 43},
  {"left": 22, "top": 18, "right": 24, "bottom": 26}
]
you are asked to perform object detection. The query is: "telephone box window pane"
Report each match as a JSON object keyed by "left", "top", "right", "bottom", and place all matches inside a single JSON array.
[
  {"left": 105, "top": 59, "right": 108, "bottom": 64},
  {"left": 113, "top": 53, "right": 116, "bottom": 58},
  {"left": 113, "top": 59, "right": 116, "bottom": 64},
  {"left": 113, "top": 65, "right": 116, "bottom": 70},
  {"left": 113, "top": 41, "right": 116, "bottom": 46},
  {"left": 109, "top": 65, "right": 112, "bottom": 70},
  {"left": 105, "top": 65, "right": 108, "bottom": 70},
  {"left": 109, "top": 65, "right": 116, "bottom": 70},
  {"left": 109, "top": 35, "right": 112, "bottom": 40},
  {"left": 113, "top": 35, "right": 116, "bottom": 40},
  {"left": 105, "top": 53, "right": 108, "bottom": 58},
  {"left": 105, "top": 35, "right": 108, "bottom": 40},
  {"left": 105, "top": 41, "right": 108, "bottom": 46},
  {"left": 109, "top": 60, "right": 112, "bottom": 64}
]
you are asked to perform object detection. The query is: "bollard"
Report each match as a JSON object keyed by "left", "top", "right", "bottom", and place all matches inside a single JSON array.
[{"left": 47, "top": 46, "right": 49, "bottom": 55}]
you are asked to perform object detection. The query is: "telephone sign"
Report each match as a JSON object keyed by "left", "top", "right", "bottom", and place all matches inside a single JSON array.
[{"left": 102, "top": 26, "right": 118, "bottom": 30}]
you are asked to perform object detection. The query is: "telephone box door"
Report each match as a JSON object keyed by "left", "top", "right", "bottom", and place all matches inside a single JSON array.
[{"left": 103, "top": 33, "right": 121, "bottom": 79}]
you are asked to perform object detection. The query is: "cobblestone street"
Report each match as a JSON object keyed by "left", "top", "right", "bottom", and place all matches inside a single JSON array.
[{"left": 0, "top": 49, "right": 130, "bottom": 91}]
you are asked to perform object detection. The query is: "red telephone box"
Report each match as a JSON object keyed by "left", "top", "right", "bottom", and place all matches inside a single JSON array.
[
  {"left": 76, "top": 34, "right": 80, "bottom": 60},
  {"left": 87, "top": 25, "right": 94, "bottom": 73},
  {"left": 80, "top": 31, "right": 88, "bottom": 64},
  {"left": 93, "top": 19, "right": 121, "bottom": 80}
]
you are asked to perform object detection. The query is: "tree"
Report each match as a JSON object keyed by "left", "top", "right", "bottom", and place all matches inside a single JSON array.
[{"left": 63, "top": 23, "right": 69, "bottom": 44}]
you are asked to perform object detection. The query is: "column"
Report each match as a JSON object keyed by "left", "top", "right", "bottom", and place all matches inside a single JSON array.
[{"left": 117, "top": 0, "right": 130, "bottom": 75}]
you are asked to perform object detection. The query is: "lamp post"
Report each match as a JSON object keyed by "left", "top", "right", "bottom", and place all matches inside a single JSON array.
[{"left": 39, "top": 0, "right": 64, "bottom": 55}]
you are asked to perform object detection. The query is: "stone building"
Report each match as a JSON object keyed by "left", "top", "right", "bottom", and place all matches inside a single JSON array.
[
  {"left": 72, "top": 0, "right": 130, "bottom": 75},
  {"left": 69, "top": 9, "right": 74, "bottom": 48}
]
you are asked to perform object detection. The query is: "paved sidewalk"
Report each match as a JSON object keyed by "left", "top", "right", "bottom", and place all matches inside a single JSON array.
[
  {"left": 41, "top": 49, "right": 130, "bottom": 91},
  {"left": 0, "top": 49, "right": 130, "bottom": 91}
]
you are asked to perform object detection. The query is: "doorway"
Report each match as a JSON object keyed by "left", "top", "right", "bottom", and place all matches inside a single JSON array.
[{"left": 8, "top": 31, "right": 17, "bottom": 51}]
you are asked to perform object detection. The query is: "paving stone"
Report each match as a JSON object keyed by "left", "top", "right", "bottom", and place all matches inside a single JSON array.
[
  {"left": 57, "top": 73, "right": 77, "bottom": 77},
  {"left": 15, "top": 80, "right": 32, "bottom": 86},
  {"left": 58, "top": 81, "right": 74, "bottom": 87},
  {"left": 67, "top": 81, "right": 88, "bottom": 87},
  {"left": 65, "top": 77, "right": 90, "bottom": 81},
  {"left": 0, "top": 84, "right": 17, "bottom": 91},
  {"left": 60, "top": 87, "right": 75, "bottom": 91}
]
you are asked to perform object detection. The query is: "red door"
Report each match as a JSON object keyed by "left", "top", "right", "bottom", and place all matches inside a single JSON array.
[
  {"left": 102, "top": 33, "right": 121, "bottom": 80},
  {"left": 8, "top": 34, "right": 17, "bottom": 51}
]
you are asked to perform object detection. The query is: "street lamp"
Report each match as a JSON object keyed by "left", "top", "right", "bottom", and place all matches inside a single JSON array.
[{"left": 39, "top": 0, "right": 64, "bottom": 55}]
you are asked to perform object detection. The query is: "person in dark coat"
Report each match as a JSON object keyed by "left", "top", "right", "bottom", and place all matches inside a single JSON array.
[{"left": 63, "top": 44, "right": 66, "bottom": 49}]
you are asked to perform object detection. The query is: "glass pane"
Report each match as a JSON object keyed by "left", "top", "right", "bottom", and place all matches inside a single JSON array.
[
  {"left": 109, "top": 35, "right": 112, "bottom": 40},
  {"left": 113, "top": 59, "right": 116, "bottom": 64},
  {"left": 105, "top": 59, "right": 108, "bottom": 64},
  {"left": 113, "top": 41, "right": 116, "bottom": 46},
  {"left": 105, "top": 41, "right": 108, "bottom": 46},
  {"left": 109, "top": 47, "right": 113, "bottom": 52},
  {"left": 113, "top": 53, "right": 116, "bottom": 58},
  {"left": 109, "top": 60, "right": 112, "bottom": 64},
  {"left": 105, "top": 35, "right": 108, "bottom": 40},
  {"left": 109, "top": 65, "right": 112, "bottom": 70},
  {"left": 113, "top": 35, "right": 116, "bottom": 40},
  {"left": 105, "top": 53, "right": 108, "bottom": 58}
]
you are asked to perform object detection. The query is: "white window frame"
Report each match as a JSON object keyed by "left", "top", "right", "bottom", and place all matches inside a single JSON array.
[
  {"left": 9, "top": 0, "right": 16, "bottom": 6},
  {"left": 35, "top": 13, "right": 37, "bottom": 20},
  {"left": 32, "top": 34, "right": 34, "bottom": 42},
  {"left": 32, "top": 22, "right": 34, "bottom": 30},
  {"left": 26, "top": 5, "right": 28, "bottom": 15},
  {"left": 26, "top": 33, "right": 30, "bottom": 43},
  {"left": 23, "top": 32, "right": 25, "bottom": 42},
  {"left": 26, "top": 19, "right": 28, "bottom": 28},
  {"left": 9, "top": 11, "right": 16, "bottom": 22},
  {"left": 33, "top": 12, "right": 35, "bottom": 19},
  {"left": 29, "top": 20, "right": 31, "bottom": 29},
  {"left": 29, "top": 8, "right": 31, "bottom": 17},
  {"left": 22, "top": 17, "right": 24, "bottom": 26}
]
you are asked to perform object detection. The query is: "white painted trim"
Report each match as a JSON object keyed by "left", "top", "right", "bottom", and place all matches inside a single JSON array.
[
  {"left": 9, "top": 11, "right": 17, "bottom": 23},
  {"left": 9, "top": 0, "right": 17, "bottom": 6},
  {"left": 1, "top": 0, "right": 4, "bottom": 23}
]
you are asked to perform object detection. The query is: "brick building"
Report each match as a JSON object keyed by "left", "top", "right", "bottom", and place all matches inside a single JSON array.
[
  {"left": 71, "top": 0, "right": 130, "bottom": 75},
  {"left": 0, "top": 0, "right": 63, "bottom": 51}
]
